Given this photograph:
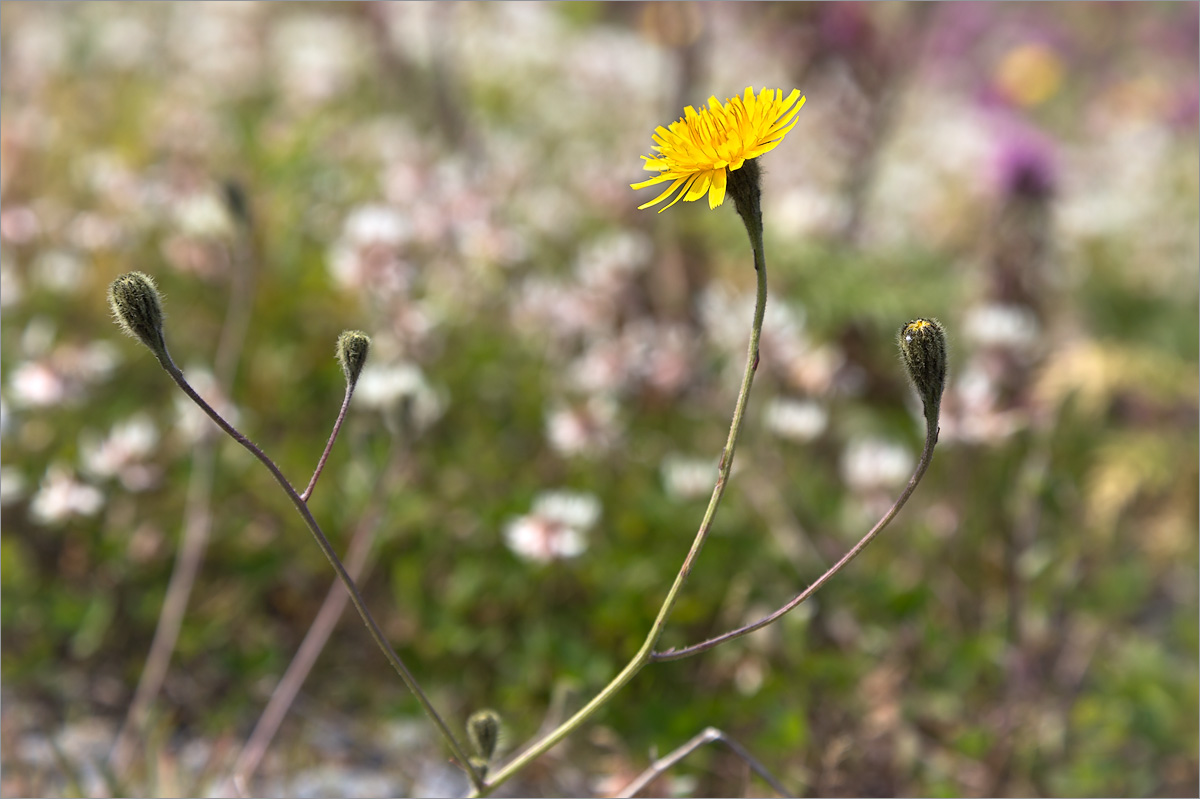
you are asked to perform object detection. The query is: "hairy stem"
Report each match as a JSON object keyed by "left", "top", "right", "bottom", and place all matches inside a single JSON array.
[
  {"left": 480, "top": 217, "right": 769, "bottom": 796},
  {"left": 301, "top": 382, "right": 355, "bottom": 502}
]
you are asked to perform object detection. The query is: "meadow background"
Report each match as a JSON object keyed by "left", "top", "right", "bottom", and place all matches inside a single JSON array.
[{"left": 1, "top": 2, "right": 1197, "bottom": 797}]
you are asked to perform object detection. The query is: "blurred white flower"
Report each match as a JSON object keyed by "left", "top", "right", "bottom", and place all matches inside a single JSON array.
[
  {"left": 569, "top": 338, "right": 630, "bottom": 395},
  {"left": 660, "top": 453, "right": 717, "bottom": 501},
  {"left": 963, "top": 303, "right": 1040, "bottom": 350},
  {"left": 345, "top": 204, "right": 411, "bottom": 248},
  {"left": 32, "top": 249, "right": 84, "bottom": 294},
  {"left": 271, "top": 14, "right": 365, "bottom": 105},
  {"left": 80, "top": 413, "right": 160, "bottom": 491},
  {"left": 354, "top": 362, "right": 445, "bottom": 432},
  {"left": 328, "top": 204, "right": 414, "bottom": 294},
  {"left": 513, "top": 278, "right": 607, "bottom": 341},
  {"left": 764, "top": 397, "right": 828, "bottom": 442},
  {"left": 627, "top": 321, "right": 697, "bottom": 398},
  {"left": 173, "top": 192, "right": 234, "bottom": 239},
  {"left": 840, "top": 438, "right": 913, "bottom": 492},
  {"left": 532, "top": 490, "right": 601, "bottom": 530},
  {"left": 546, "top": 396, "right": 620, "bottom": 457},
  {"left": 769, "top": 185, "right": 851, "bottom": 240},
  {"left": 504, "top": 490, "right": 601, "bottom": 563},
  {"left": 9, "top": 361, "right": 65, "bottom": 408},
  {"left": 170, "top": 3, "right": 264, "bottom": 94},
  {"left": 937, "top": 365, "right": 1024, "bottom": 444},
  {"left": 30, "top": 465, "right": 104, "bottom": 525},
  {"left": 11, "top": 330, "right": 120, "bottom": 406},
  {"left": 94, "top": 15, "right": 155, "bottom": 71},
  {"left": 575, "top": 230, "right": 651, "bottom": 288}
]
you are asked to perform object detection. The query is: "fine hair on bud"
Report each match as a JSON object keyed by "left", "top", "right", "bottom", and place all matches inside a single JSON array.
[
  {"left": 336, "top": 330, "right": 371, "bottom": 386},
  {"left": 898, "top": 318, "right": 948, "bottom": 420},
  {"left": 108, "top": 271, "right": 168, "bottom": 362},
  {"left": 467, "top": 708, "right": 502, "bottom": 763}
]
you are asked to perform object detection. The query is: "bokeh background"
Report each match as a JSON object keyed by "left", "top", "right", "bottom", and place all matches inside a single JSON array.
[{"left": 2, "top": 2, "right": 1197, "bottom": 797}]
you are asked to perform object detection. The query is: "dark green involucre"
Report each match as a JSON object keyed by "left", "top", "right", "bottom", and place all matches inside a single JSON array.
[
  {"left": 467, "top": 708, "right": 501, "bottom": 763},
  {"left": 727, "top": 157, "right": 763, "bottom": 235},
  {"left": 108, "top": 271, "right": 168, "bottom": 362},
  {"left": 336, "top": 330, "right": 371, "bottom": 386},
  {"left": 898, "top": 318, "right": 947, "bottom": 423}
]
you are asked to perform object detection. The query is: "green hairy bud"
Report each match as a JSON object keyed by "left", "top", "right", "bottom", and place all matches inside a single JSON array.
[
  {"left": 108, "top": 272, "right": 168, "bottom": 362},
  {"left": 336, "top": 330, "right": 371, "bottom": 386},
  {"left": 467, "top": 708, "right": 501, "bottom": 763},
  {"left": 898, "top": 318, "right": 947, "bottom": 422}
]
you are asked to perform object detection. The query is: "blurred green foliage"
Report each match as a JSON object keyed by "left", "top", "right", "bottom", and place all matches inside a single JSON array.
[{"left": 1, "top": 2, "right": 1196, "bottom": 797}]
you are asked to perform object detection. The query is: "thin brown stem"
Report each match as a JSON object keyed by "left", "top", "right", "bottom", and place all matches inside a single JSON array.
[
  {"left": 652, "top": 415, "right": 939, "bottom": 662},
  {"left": 224, "top": 434, "right": 408, "bottom": 797},
  {"left": 155, "top": 348, "right": 482, "bottom": 791},
  {"left": 615, "top": 726, "right": 790, "bottom": 798},
  {"left": 301, "top": 382, "right": 355, "bottom": 502},
  {"left": 110, "top": 237, "right": 256, "bottom": 775}
]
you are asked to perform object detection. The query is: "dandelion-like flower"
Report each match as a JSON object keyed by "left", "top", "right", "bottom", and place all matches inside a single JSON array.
[{"left": 632, "top": 87, "right": 805, "bottom": 212}]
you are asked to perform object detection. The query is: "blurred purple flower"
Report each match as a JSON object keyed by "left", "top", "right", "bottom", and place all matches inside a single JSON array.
[{"left": 992, "top": 127, "right": 1057, "bottom": 200}]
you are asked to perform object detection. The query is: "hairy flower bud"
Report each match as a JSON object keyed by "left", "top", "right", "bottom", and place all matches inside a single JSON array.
[
  {"left": 898, "top": 318, "right": 947, "bottom": 422},
  {"left": 467, "top": 708, "right": 501, "bottom": 763},
  {"left": 336, "top": 330, "right": 371, "bottom": 386},
  {"left": 108, "top": 272, "right": 168, "bottom": 362}
]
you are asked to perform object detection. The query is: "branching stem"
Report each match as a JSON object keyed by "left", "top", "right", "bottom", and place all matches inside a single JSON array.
[{"left": 154, "top": 349, "right": 482, "bottom": 792}]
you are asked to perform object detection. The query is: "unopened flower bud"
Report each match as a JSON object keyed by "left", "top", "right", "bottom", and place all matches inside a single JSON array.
[
  {"left": 336, "top": 330, "right": 371, "bottom": 386},
  {"left": 898, "top": 318, "right": 947, "bottom": 422},
  {"left": 467, "top": 709, "right": 501, "bottom": 763},
  {"left": 108, "top": 272, "right": 168, "bottom": 362},
  {"left": 221, "top": 178, "right": 252, "bottom": 228}
]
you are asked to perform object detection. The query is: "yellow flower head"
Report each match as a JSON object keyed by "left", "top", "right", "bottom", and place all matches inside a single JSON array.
[{"left": 632, "top": 87, "right": 805, "bottom": 212}]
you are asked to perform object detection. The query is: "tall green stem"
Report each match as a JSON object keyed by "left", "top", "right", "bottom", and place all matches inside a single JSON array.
[{"left": 480, "top": 214, "right": 768, "bottom": 795}]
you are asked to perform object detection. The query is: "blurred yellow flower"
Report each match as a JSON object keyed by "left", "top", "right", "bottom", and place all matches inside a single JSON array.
[
  {"left": 995, "top": 43, "right": 1063, "bottom": 107},
  {"left": 632, "top": 87, "right": 805, "bottom": 212}
]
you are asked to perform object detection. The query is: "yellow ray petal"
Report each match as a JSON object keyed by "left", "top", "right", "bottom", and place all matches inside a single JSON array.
[
  {"left": 708, "top": 166, "right": 728, "bottom": 209},
  {"left": 637, "top": 176, "right": 688, "bottom": 209}
]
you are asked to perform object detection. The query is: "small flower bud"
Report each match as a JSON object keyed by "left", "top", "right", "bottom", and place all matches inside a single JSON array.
[
  {"left": 221, "top": 178, "right": 252, "bottom": 228},
  {"left": 898, "top": 318, "right": 948, "bottom": 421},
  {"left": 336, "top": 330, "right": 371, "bottom": 386},
  {"left": 108, "top": 272, "right": 168, "bottom": 362},
  {"left": 467, "top": 709, "right": 501, "bottom": 763}
]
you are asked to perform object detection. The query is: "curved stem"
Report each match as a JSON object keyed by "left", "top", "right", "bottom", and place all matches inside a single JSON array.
[
  {"left": 301, "top": 382, "right": 355, "bottom": 502},
  {"left": 225, "top": 433, "right": 408, "bottom": 796},
  {"left": 480, "top": 219, "right": 769, "bottom": 796},
  {"left": 110, "top": 239, "right": 257, "bottom": 775},
  {"left": 155, "top": 350, "right": 482, "bottom": 791},
  {"left": 616, "top": 726, "right": 790, "bottom": 798},
  {"left": 652, "top": 414, "right": 939, "bottom": 662}
]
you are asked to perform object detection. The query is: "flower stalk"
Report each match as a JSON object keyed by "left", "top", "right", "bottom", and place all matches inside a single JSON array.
[
  {"left": 482, "top": 152, "right": 772, "bottom": 796},
  {"left": 106, "top": 274, "right": 483, "bottom": 791}
]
